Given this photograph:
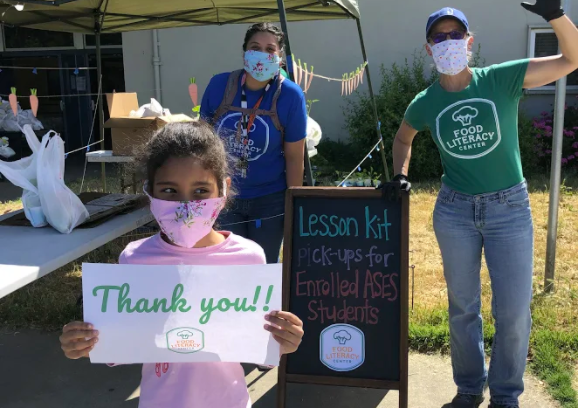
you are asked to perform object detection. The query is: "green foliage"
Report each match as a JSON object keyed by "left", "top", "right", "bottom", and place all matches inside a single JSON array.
[
  {"left": 311, "top": 139, "right": 365, "bottom": 184},
  {"left": 306, "top": 99, "right": 319, "bottom": 116},
  {"left": 517, "top": 108, "right": 542, "bottom": 177}
]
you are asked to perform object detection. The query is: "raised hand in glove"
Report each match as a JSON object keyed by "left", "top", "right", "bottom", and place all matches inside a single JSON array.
[{"left": 521, "top": 0, "right": 565, "bottom": 22}]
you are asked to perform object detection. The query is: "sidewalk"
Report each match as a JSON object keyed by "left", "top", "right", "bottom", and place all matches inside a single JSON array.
[{"left": 0, "top": 329, "right": 558, "bottom": 408}]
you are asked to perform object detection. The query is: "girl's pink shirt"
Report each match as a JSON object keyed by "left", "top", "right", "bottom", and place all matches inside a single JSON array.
[{"left": 113, "top": 231, "right": 266, "bottom": 408}]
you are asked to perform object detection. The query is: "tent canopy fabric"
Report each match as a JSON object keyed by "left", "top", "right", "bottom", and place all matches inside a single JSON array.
[{"left": 0, "top": 0, "right": 359, "bottom": 33}]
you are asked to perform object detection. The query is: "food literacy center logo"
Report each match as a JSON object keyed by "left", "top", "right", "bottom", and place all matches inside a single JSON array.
[
  {"left": 166, "top": 327, "right": 204, "bottom": 354},
  {"left": 320, "top": 324, "right": 365, "bottom": 372},
  {"left": 217, "top": 113, "right": 270, "bottom": 161},
  {"left": 436, "top": 98, "right": 502, "bottom": 159}
]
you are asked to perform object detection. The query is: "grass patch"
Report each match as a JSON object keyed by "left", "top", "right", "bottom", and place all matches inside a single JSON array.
[
  {"left": 0, "top": 199, "right": 22, "bottom": 215},
  {"left": 1, "top": 176, "right": 577, "bottom": 404}
]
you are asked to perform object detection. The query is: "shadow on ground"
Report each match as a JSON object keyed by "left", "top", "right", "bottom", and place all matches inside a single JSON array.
[{"left": 253, "top": 383, "right": 388, "bottom": 408}]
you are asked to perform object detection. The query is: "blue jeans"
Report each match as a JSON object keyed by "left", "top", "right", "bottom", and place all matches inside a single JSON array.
[
  {"left": 218, "top": 190, "right": 285, "bottom": 263},
  {"left": 433, "top": 180, "right": 534, "bottom": 406}
]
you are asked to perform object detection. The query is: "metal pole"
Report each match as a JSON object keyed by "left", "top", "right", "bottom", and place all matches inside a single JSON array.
[
  {"left": 152, "top": 29, "right": 162, "bottom": 103},
  {"left": 355, "top": 18, "right": 390, "bottom": 181},
  {"left": 276, "top": 0, "right": 314, "bottom": 187},
  {"left": 544, "top": 0, "right": 571, "bottom": 292},
  {"left": 95, "top": 16, "right": 106, "bottom": 192}
]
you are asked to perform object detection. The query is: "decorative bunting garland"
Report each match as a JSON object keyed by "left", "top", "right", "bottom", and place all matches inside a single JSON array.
[
  {"left": 291, "top": 54, "right": 367, "bottom": 96},
  {"left": 0, "top": 65, "right": 94, "bottom": 71}
]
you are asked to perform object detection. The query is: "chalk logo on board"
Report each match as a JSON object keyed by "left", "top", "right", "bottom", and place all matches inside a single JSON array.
[
  {"left": 166, "top": 327, "right": 204, "bottom": 354},
  {"left": 320, "top": 323, "right": 365, "bottom": 371}
]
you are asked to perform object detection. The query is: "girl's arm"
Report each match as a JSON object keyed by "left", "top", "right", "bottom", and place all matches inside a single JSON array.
[
  {"left": 524, "top": 14, "right": 578, "bottom": 89},
  {"left": 284, "top": 139, "right": 305, "bottom": 187},
  {"left": 393, "top": 120, "right": 419, "bottom": 176}
]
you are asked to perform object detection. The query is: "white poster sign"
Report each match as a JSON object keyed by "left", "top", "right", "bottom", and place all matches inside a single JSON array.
[{"left": 82, "top": 263, "right": 282, "bottom": 366}]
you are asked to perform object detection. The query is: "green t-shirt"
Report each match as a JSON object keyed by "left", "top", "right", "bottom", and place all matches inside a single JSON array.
[{"left": 404, "top": 59, "right": 530, "bottom": 195}]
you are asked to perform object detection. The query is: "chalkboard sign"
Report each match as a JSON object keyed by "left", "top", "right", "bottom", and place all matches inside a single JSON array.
[{"left": 277, "top": 187, "right": 409, "bottom": 408}]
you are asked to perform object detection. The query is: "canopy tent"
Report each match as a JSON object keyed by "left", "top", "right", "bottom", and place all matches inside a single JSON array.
[
  {"left": 0, "top": 0, "right": 389, "bottom": 190},
  {"left": 0, "top": 0, "right": 359, "bottom": 32}
]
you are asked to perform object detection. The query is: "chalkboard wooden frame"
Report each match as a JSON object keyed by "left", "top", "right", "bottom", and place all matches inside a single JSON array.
[{"left": 277, "top": 187, "right": 409, "bottom": 408}]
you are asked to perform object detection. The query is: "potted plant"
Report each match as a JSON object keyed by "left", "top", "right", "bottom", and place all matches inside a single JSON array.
[
  {"left": 355, "top": 171, "right": 365, "bottom": 187},
  {"left": 368, "top": 167, "right": 382, "bottom": 187},
  {"left": 362, "top": 170, "right": 372, "bottom": 187},
  {"left": 333, "top": 170, "right": 343, "bottom": 186}
]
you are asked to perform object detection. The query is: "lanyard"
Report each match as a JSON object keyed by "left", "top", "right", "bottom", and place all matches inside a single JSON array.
[{"left": 237, "top": 73, "right": 274, "bottom": 177}]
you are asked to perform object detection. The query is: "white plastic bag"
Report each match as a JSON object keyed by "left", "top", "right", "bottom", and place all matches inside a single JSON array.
[
  {"left": 2, "top": 116, "right": 21, "bottom": 132},
  {"left": 0, "top": 137, "right": 15, "bottom": 159},
  {"left": 306, "top": 116, "right": 322, "bottom": 158},
  {"left": 18, "top": 110, "right": 44, "bottom": 130},
  {"left": 0, "top": 125, "right": 47, "bottom": 226},
  {"left": 129, "top": 98, "right": 170, "bottom": 118},
  {"left": 36, "top": 130, "right": 89, "bottom": 233}
]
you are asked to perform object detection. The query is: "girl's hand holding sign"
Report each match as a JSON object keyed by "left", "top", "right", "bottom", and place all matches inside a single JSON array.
[
  {"left": 60, "top": 322, "right": 98, "bottom": 360},
  {"left": 264, "top": 311, "right": 304, "bottom": 355}
]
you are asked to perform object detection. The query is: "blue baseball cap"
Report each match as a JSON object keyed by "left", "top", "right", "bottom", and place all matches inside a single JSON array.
[{"left": 426, "top": 7, "right": 469, "bottom": 39}]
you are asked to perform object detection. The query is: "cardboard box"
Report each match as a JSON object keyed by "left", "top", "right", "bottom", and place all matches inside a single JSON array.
[{"left": 104, "top": 93, "right": 194, "bottom": 156}]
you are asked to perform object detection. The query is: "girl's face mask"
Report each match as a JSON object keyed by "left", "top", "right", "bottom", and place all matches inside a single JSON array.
[
  {"left": 429, "top": 39, "right": 469, "bottom": 76},
  {"left": 244, "top": 50, "right": 281, "bottom": 82},
  {"left": 145, "top": 183, "right": 227, "bottom": 248}
]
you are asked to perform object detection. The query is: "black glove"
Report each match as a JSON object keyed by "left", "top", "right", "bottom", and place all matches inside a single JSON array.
[
  {"left": 392, "top": 174, "right": 411, "bottom": 192},
  {"left": 521, "top": 0, "right": 565, "bottom": 22},
  {"left": 377, "top": 174, "right": 411, "bottom": 202}
]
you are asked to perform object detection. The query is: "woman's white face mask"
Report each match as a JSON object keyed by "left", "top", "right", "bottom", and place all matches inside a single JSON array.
[{"left": 429, "top": 39, "right": 469, "bottom": 76}]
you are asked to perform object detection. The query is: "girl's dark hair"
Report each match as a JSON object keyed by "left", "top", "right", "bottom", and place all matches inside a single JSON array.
[
  {"left": 134, "top": 121, "right": 233, "bottom": 200},
  {"left": 242, "top": 22, "right": 285, "bottom": 51}
]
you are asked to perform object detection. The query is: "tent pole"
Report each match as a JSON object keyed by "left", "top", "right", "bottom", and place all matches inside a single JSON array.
[
  {"left": 276, "top": 0, "right": 314, "bottom": 187},
  {"left": 544, "top": 0, "right": 571, "bottom": 293},
  {"left": 355, "top": 18, "right": 390, "bottom": 182},
  {"left": 95, "top": 17, "right": 106, "bottom": 192}
]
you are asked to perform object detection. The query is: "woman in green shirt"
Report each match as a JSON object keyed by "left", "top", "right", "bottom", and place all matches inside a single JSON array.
[{"left": 392, "top": 3, "right": 578, "bottom": 408}]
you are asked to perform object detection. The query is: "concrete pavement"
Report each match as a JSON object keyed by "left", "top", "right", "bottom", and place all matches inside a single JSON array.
[{"left": 0, "top": 329, "right": 558, "bottom": 408}]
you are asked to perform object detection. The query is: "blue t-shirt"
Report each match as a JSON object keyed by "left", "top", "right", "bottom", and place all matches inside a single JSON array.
[{"left": 200, "top": 71, "right": 307, "bottom": 199}]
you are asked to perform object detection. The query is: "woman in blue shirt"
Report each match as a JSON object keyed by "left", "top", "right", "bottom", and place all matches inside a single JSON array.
[{"left": 201, "top": 22, "right": 307, "bottom": 263}]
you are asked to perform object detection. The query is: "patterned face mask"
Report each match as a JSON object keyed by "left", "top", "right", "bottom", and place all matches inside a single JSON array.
[
  {"left": 145, "top": 183, "right": 227, "bottom": 248},
  {"left": 243, "top": 50, "right": 281, "bottom": 82},
  {"left": 429, "top": 39, "right": 469, "bottom": 76}
]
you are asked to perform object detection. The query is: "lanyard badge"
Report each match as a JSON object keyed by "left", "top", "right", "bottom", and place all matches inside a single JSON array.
[{"left": 236, "top": 73, "right": 274, "bottom": 178}]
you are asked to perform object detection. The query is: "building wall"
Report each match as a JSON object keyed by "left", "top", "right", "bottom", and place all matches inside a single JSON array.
[{"left": 122, "top": 0, "right": 578, "bottom": 141}]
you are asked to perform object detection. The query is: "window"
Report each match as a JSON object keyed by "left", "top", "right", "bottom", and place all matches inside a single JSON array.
[
  {"left": 85, "top": 33, "right": 123, "bottom": 47},
  {"left": 3, "top": 26, "right": 74, "bottom": 49},
  {"left": 528, "top": 27, "right": 578, "bottom": 91}
]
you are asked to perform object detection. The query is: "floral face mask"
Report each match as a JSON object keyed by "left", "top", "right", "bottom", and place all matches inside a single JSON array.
[
  {"left": 145, "top": 182, "right": 227, "bottom": 248},
  {"left": 244, "top": 50, "right": 281, "bottom": 82}
]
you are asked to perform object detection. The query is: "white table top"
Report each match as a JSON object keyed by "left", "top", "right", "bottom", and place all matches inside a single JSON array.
[
  {"left": 0, "top": 207, "right": 154, "bottom": 299},
  {"left": 86, "top": 150, "right": 134, "bottom": 163}
]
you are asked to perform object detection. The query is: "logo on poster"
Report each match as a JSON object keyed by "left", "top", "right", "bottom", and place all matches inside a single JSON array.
[
  {"left": 166, "top": 327, "right": 204, "bottom": 354},
  {"left": 320, "top": 323, "right": 365, "bottom": 371}
]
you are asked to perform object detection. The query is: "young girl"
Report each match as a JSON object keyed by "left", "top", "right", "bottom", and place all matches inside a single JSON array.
[{"left": 59, "top": 121, "right": 304, "bottom": 408}]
